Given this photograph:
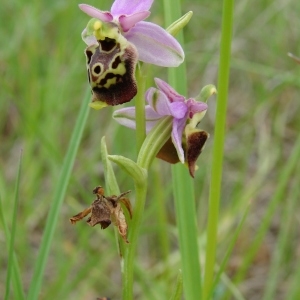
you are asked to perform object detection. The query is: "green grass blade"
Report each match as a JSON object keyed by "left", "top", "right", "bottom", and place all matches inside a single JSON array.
[
  {"left": 262, "top": 172, "right": 300, "bottom": 300},
  {"left": 287, "top": 239, "right": 300, "bottom": 299},
  {"left": 163, "top": 0, "right": 202, "bottom": 299},
  {"left": 0, "top": 196, "right": 25, "bottom": 300},
  {"left": 4, "top": 151, "right": 24, "bottom": 300},
  {"left": 203, "top": 0, "right": 235, "bottom": 298},
  {"left": 169, "top": 270, "right": 183, "bottom": 300},
  {"left": 209, "top": 203, "right": 250, "bottom": 299},
  {"left": 232, "top": 132, "right": 300, "bottom": 285},
  {"left": 26, "top": 90, "right": 91, "bottom": 300}
]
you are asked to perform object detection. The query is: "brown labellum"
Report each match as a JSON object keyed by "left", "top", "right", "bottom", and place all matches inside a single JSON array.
[
  {"left": 155, "top": 130, "right": 209, "bottom": 178},
  {"left": 85, "top": 24, "right": 138, "bottom": 106},
  {"left": 70, "top": 187, "right": 132, "bottom": 243},
  {"left": 186, "top": 130, "right": 209, "bottom": 178}
]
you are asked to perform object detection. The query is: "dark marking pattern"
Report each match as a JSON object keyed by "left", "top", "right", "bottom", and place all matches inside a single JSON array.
[{"left": 84, "top": 35, "right": 138, "bottom": 105}]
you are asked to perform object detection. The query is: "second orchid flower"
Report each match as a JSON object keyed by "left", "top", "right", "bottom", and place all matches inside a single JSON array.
[{"left": 114, "top": 78, "right": 216, "bottom": 177}]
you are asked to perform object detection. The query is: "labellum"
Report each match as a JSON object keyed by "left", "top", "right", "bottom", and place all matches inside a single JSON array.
[
  {"left": 84, "top": 20, "right": 138, "bottom": 106},
  {"left": 185, "top": 129, "right": 209, "bottom": 178},
  {"left": 156, "top": 129, "right": 209, "bottom": 178}
]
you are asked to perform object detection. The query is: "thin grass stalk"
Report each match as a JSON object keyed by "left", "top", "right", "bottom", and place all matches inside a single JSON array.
[
  {"left": 170, "top": 270, "right": 183, "bottom": 300},
  {"left": 203, "top": 0, "right": 234, "bottom": 298},
  {"left": 135, "top": 64, "right": 146, "bottom": 152},
  {"left": 262, "top": 176, "right": 300, "bottom": 300},
  {"left": 163, "top": 0, "right": 202, "bottom": 299},
  {"left": 208, "top": 203, "right": 250, "bottom": 299},
  {"left": 27, "top": 90, "right": 91, "bottom": 300},
  {"left": 287, "top": 238, "right": 300, "bottom": 299},
  {"left": 232, "top": 132, "right": 300, "bottom": 286},
  {"left": 0, "top": 196, "right": 25, "bottom": 300},
  {"left": 4, "top": 151, "right": 23, "bottom": 300}
]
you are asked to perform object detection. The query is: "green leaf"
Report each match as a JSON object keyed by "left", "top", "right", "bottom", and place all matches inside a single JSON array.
[{"left": 108, "top": 155, "right": 147, "bottom": 187}]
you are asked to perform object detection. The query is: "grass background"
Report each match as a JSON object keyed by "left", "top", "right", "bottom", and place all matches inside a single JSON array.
[{"left": 1, "top": 0, "right": 300, "bottom": 299}]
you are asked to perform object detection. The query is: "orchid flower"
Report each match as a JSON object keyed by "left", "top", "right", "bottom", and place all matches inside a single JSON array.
[
  {"left": 79, "top": 0, "right": 184, "bottom": 67},
  {"left": 113, "top": 78, "right": 215, "bottom": 177}
]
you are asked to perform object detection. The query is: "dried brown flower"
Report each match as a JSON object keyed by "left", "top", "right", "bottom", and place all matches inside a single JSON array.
[{"left": 70, "top": 186, "right": 132, "bottom": 243}]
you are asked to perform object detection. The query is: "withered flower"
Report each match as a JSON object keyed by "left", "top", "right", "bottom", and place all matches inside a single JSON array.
[{"left": 70, "top": 186, "right": 132, "bottom": 243}]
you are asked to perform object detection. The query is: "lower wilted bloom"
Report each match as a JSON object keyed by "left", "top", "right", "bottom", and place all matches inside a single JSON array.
[
  {"left": 70, "top": 186, "right": 132, "bottom": 243},
  {"left": 113, "top": 78, "right": 216, "bottom": 177}
]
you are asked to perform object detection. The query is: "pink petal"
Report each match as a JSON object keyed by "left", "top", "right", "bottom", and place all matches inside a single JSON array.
[
  {"left": 144, "top": 106, "right": 165, "bottom": 132},
  {"left": 124, "top": 21, "right": 184, "bottom": 67},
  {"left": 79, "top": 4, "right": 113, "bottom": 22},
  {"left": 119, "top": 11, "right": 151, "bottom": 32},
  {"left": 172, "top": 117, "right": 187, "bottom": 163},
  {"left": 113, "top": 106, "right": 162, "bottom": 132},
  {"left": 187, "top": 99, "right": 208, "bottom": 118},
  {"left": 146, "top": 87, "right": 187, "bottom": 119},
  {"left": 113, "top": 107, "right": 137, "bottom": 130},
  {"left": 111, "top": 0, "right": 154, "bottom": 15},
  {"left": 154, "top": 78, "right": 185, "bottom": 102}
]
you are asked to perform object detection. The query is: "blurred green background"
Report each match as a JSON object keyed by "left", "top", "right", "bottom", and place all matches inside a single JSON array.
[{"left": 1, "top": 0, "right": 300, "bottom": 299}]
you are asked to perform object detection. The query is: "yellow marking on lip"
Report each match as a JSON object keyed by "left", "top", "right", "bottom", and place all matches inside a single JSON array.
[{"left": 103, "top": 77, "right": 117, "bottom": 88}]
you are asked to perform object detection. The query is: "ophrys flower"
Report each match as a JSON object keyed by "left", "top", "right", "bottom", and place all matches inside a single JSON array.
[{"left": 113, "top": 78, "right": 216, "bottom": 177}]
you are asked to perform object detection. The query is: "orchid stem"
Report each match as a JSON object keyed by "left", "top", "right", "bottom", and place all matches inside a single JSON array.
[
  {"left": 122, "top": 182, "right": 147, "bottom": 299},
  {"left": 122, "top": 117, "right": 173, "bottom": 299}
]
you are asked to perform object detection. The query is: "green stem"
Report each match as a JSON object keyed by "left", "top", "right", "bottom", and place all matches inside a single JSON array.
[
  {"left": 203, "top": 0, "right": 234, "bottom": 298},
  {"left": 122, "top": 181, "right": 148, "bottom": 299},
  {"left": 135, "top": 64, "right": 146, "bottom": 153},
  {"left": 27, "top": 90, "right": 91, "bottom": 300},
  {"left": 122, "top": 117, "right": 173, "bottom": 299}
]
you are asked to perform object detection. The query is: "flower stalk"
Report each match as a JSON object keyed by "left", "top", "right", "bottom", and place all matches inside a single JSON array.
[{"left": 122, "top": 116, "right": 173, "bottom": 299}]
